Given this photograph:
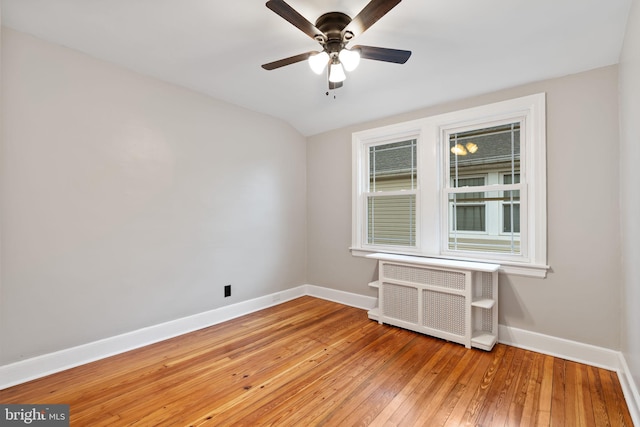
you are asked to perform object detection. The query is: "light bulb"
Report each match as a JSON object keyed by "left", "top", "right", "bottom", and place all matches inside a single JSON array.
[
  {"left": 308, "top": 51, "right": 329, "bottom": 75},
  {"left": 450, "top": 144, "right": 468, "bottom": 156},
  {"left": 329, "top": 62, "right": 346, "bottom": 83},
  {"left": 465, "top": 142, "right": 478, "bottom": 153},
  {"left": 338, "top": 48, "right": 360, "bottom": 72}
]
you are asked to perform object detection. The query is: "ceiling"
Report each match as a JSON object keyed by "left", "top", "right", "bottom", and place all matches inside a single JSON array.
[{"left": 1, "top": 0, "right": 633, "bottom": 136}]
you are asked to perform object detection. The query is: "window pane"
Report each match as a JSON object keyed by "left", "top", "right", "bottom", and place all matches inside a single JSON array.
[
  {"left": 449, "top": 192, "right": 520, "bottom": 254},
  {"left": 450, "top": 123, "right": 520, "bottom": 182},
  {"left": 456, "top": 205, "right": 486, "bottom": 231},
  {"left": 370, "top": 140, "right": 417, "bottom": 191},
  {"left": 503, "top": 173, "right": 521, "bottom": 233},
  {"left": 503, "top": 204, "right": 521, "bottom": 233},
  {"left": 504, "top": 173, "right": 521, "bottom": 199},
  {"left": 453, "top": 176, "right": 485, "bottom": 201},
  {"left": 368, "top": 194, "right": 416, "bottom": 246},
  {"left": 448, "top": 123, "right": 521, "bottom": 255},
  {"left": 449, "top": 177, "right": 487, "bottom": 232}
]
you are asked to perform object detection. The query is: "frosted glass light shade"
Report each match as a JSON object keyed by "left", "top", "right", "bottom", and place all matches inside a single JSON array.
[
  {"left": 329, "top": 62, "right": 346, "bottom": 83},
  {"left": 450, "top": 144, "right": 467, "bottom": 156},
  {"left": 465, "top": 142, "right": 478, "bottom": 153},
  {"left": 339, "top": 49, "right": 360, "bottom": 72},
  {"left": 308, "top": 51, "right": 329, "bottom": 74}
]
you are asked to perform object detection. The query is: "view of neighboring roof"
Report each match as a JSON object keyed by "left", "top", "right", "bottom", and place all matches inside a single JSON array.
[
  {"left": 450, "top": 123, "right": 521, "bottom": 168},
  {"left": 368, "top": 123, "right": 521, "bottom": 179}
]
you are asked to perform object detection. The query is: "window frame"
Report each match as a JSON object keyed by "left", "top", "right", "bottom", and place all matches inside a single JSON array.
[
  {"left": 365, "top": 138, "right": 419, "bottom": 248},
  {"left": 351, "top": 93, "right": 547, "bottom": 278},
  {"left": 441, "top": 118, "right": 526, "bottom": 263},
  {"left": 352, "top": 125, "right": 423, "bottom": 255}
]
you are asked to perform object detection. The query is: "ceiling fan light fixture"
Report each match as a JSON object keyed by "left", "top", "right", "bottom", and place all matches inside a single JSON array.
[
  {"left": 465, "top": 142, "right": 478, "bottom": 153},
  {"left": 329, "top": 62, "right": 346, "bottom": 83},
  {"left": 451, "top": 144, "right": 468, "bottom": 156},
  {"left": 339, "top": 48, "right": 360, "bottom": 72},
  {"left": 308, "top": 51, "right": 330, "bottom": 74},
  {"left": 263, "top": 0, "right": 412, "bottom": 90}
]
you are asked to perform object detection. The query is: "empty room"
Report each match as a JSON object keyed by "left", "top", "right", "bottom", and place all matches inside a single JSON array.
[{"left": 1, "top": 0, "right": 639, "bottom": 425}]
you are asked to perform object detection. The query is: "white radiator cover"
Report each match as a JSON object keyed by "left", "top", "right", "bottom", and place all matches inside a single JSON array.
[{"left": 367, "top": 253, "right": 499, "bottom": 351}]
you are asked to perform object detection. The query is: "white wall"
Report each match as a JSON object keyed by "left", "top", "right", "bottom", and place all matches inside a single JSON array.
[
  {"left": 307, "top": 65, "right": 622, "bottom": 350},
  {"left": 0, "top": 28, "right": 307, "bottom": 364},
  {"left": 620, "top": 0, "right": 640, "bottom": 397}
]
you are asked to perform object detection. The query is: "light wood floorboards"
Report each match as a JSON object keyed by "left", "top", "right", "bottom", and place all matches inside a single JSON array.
[{"left": 0, "top": 296, "right": 633, "bottom": 426}]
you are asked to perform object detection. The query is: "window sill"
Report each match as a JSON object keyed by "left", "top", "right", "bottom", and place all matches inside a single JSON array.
[{"left": 350, "top": 248, "right": 549, "bottom": 278}]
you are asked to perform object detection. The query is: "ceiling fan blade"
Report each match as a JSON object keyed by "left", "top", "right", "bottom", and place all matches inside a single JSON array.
[
  {"left": 352, "top": 45, "right": 411, "bottom": 64},
  {"left": 262, "top": 51, "right": 315, "bottom": 70},
  {"left": 342, "top": 0, "right": 402, "bottom": 39},
  {"left": 266, "top": 0, "right": 326, "bottom": 42}
]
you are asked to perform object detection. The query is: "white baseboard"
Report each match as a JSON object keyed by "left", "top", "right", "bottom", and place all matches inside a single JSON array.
[
  {"left": 0, "top": 285, "right": 375, "bottom": 390},
  {"left": 499, "top": 324, "right": 640, "bottom": 425},
  {"left": 304, "top": 284, "right": 377, "bottom": 310},
  {"left": 617, "top": 353, "right": 640, "bottom": 426},
  {"left": 0, "top": 286, "right": 305, "bottom": 390},
  {"left": 498, "top": 324, "right": 622, "bottom": 370},
  {"left": 1, "top": 285, "right": 638, "bottom": 425}
]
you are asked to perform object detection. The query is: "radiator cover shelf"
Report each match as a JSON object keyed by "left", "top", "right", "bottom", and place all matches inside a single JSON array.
[{"left": 366, "top": 254, "right": 499, "bottom": 351}]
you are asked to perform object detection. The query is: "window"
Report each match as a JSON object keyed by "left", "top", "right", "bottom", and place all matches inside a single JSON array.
[
  {"left": 352, "top": 94, "right": 547, "bottom": 277},
  {"left": 367, "top": 139, "right": 417, "bottom": 246},
  {"left": 446, "top": 123, "right": 521, "bottom": 255}
]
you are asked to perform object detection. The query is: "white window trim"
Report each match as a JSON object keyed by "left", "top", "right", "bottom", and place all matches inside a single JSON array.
[
  {"left": 352, "top": 123, "right": 424, "bottom": 255},
  {"left": 351, "top": 94, "right": 548, "bottom": 278}
]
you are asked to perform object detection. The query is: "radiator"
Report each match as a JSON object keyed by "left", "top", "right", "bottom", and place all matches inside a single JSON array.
[{"left": 367, "top": 254, "right": 499, "bottom": 351}]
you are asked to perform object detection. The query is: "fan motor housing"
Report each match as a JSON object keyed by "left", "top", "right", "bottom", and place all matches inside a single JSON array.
[{"left": 315, "top": 12, "right": 351, "bottom": 42}]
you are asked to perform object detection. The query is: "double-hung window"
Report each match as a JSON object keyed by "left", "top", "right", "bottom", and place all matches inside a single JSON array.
[
  {"left": 445, "top": 122, "right": 522, "bottom": 256},
  {"left": 367, "top": 139, "right": 418, "bottom": 247},
  {"left": 352, "top": 94, "right": 547, "bottom": 277}
]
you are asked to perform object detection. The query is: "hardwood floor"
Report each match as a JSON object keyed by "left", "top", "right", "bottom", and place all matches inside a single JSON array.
[{"left": 0, "top": 296, "right": 633, "bottom": 426}]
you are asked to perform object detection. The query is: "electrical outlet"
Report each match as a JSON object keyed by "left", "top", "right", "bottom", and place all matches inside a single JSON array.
[{"left": 224, "top": 284, "right": 231, "bottom": 298}]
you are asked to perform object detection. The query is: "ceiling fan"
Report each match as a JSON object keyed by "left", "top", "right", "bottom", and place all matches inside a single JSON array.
[{"left": 262, "top": 0, "right": 411, "bottom": 90}]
